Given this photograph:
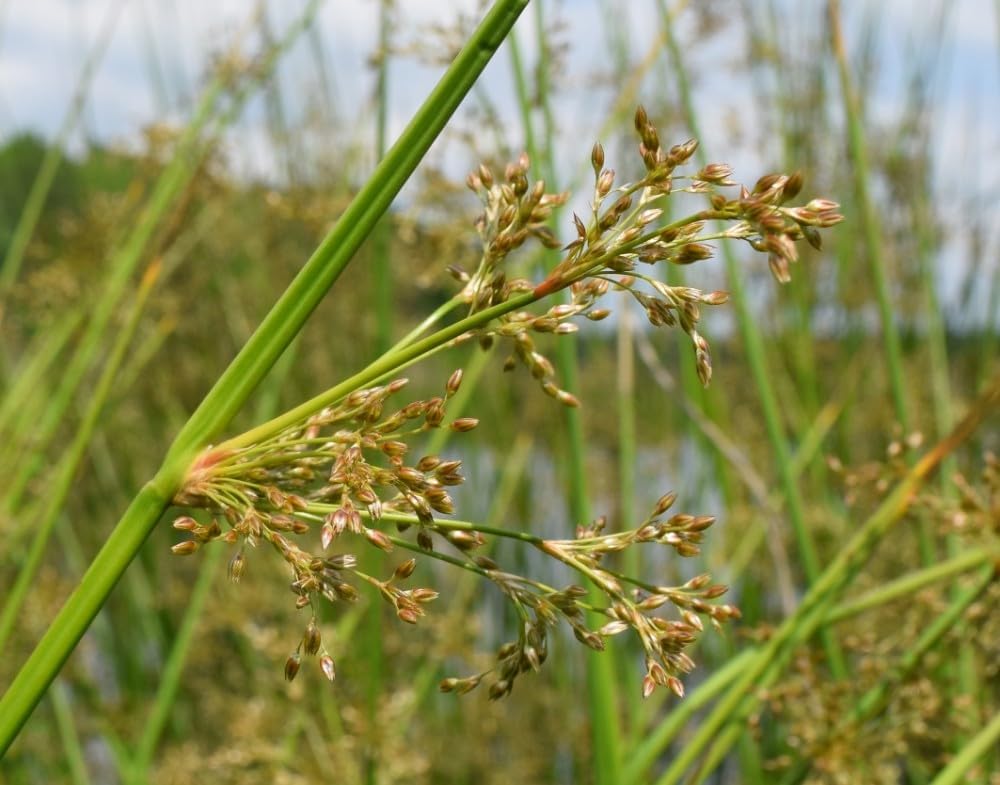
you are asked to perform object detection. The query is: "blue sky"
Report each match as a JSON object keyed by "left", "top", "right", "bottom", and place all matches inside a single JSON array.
[{"left": 0, "top": 0, "right": 996, "bottom": 319}]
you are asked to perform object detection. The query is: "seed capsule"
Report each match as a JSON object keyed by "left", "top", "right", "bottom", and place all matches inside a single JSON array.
[
  {"left": 303, "top": 619, "right": 321, "bottom": 655},
  {"left": 284, "top": 653, "right": 301, "bottom": 681},
  {"left": 446, "top": 369, "right": 464, "bottom": 395},
  {"left": 227, "top": 551, "right": 246, "bottom": 583},
  {"left": 393, "top": 558, "right": 417, "bottom": 580}
]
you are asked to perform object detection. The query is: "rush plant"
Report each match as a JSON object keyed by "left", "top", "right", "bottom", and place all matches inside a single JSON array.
[
  {"left": 0, "top": 86, "right": 842, "bottom": 757},
  {"left": 163, "top": 109, "right": 841, "bottom": 702}
]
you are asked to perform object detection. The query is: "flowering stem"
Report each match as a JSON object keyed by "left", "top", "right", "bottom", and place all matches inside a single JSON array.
[
  {"left": 0, "top": 0, "right": 531, "bottom": 754},
  {"left": 218, "top": 207, "right": 722, "bottom": 456}
]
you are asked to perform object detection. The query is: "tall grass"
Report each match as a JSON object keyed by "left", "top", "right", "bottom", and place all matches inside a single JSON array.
[{"left": 0, "top": 2, "right": 996, "bottom": 783}]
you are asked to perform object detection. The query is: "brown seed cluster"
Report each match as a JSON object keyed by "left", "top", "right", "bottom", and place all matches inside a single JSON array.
[
  {"left": 170, "top": 370, "right": 737, "bottom": 696},
  {"left": 440, "top": 492, "right": 739, "bottom": 701},
  {"left": 164, "top": 107, "right": 847, "bottom": 695},
  {"left": 171, "top": 372, "right": 475, "bottom": 681},
  {"left": 460, "top": 105, "right": 842, "bottom": 390}
]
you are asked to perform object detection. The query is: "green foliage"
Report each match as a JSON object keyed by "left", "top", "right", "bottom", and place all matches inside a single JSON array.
[{"left": 0, "top": 3, "right": 997, "bottom": 785}]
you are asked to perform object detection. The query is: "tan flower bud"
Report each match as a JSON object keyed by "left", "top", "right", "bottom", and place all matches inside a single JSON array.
[
  {"left": 393, "top": 558, "right": 417, "bottom": 580},
  {"left": 303, "top": 619, "right": 321, "bottom": 656},
  {"left": 284, "top": 653, "right": 301, "bottom": 681},
  {"left": 319, "top": 654, "right": 336, "bottom": 682}
]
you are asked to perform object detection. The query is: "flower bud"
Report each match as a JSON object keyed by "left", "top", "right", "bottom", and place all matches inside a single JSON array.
[
  {"left": 393, "top": 558, "right": 417, "bottom": 580},
  {"left": 284, "top": 652, "right": 301, "bottom": 681},
  {"left": 303, "top": 619, "right": 321, "bottom": 655}
]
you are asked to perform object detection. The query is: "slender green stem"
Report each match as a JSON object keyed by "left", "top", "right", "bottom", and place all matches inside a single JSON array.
[
  {"left": 626, "top": 543, "right": 995, "bottom": 784},
  {"left": 781, "top": 564, "right": 995, "bottom": 785},
  {"left": 652, "top": 377, "right": 1000, "bottom": 784},
  {"left": 372, "top": 0, "right": 393, "bottom": 356},
  {"left": 624, "top": 650, "right": 751, "bottom": 782},
  {"left": 129, "top": 545, "right": 224, "bottom": 778},
  {"left": 828, "top": 0, "right": 910, "bottom": 431},
  {"left": 0, "top": 309, "right": 83, "bottom": 439},
  {"left": 0, "top": 261, "right": 160, "bottom": 653},
  {"left": 0, "top": 0, "right": 123, "bottom": 305},
  {"left": 929, "top": 710, "right": 1000, "bottom": 785},
  {"left": 0, "top": 51, "right": 228, "bottom": 516},
  {"left": 408, "top": 433, "right": 533, "bottom": 702},
  {"left": 658, "top": 0, "right": 846, "bottom": 677},
  {"left": 361, "top": 5, "right": 393, "bottom": 780},
  {"left": 830, "top": 546, "right": 998, "bottom": 622},
  {"left": 530, "top": 3, "right": 621, "bottom": 779},
  {"left": 50, "top": 680, "right": 91, "bottom": 785}
]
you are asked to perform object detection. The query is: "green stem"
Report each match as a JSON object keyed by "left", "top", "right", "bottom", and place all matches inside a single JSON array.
[
  {"left": 50, "top": 681, "right": 91, "bottom": 785},
  {"left": 0, "top": 0, "right": 123, "bottom": 304},
  {"left": 129, "top": 545, "right": 225, "bottom": 778},
  {"left": 826, "top": 547, "right": 996, "bottom": 624},
  {"left": 626, "top": 544, "right": 995, "bottom": 784},
  {"left": 362, "top": 5, "right": 393, "bottom": 781},
  {"left": 624, "top": 650, "right": 751, "bottom": 782},
  {"left": 0, "top": 309, "right": 83, "bottom": 439},
  {"left": 652, "top": 377, "right": 999, "bottom": 784},
  {"left": 828, "top": 0, "right": 910, "bottom": 431},
  {"left": 531, "top": 2, "right": 621, "bottom": 779},
  {"left": 782, "top": 565, "right": 996, "bottom": 785},
  {"left": 0, "top": 0, "right": 529, "bottom": 755},
  {"left": 0, "top": 481, "right": 171, "bottom": 753},
  {"left": 0, "top": 261, "right": 160, "bottom": 653},
  {"left": 658, "top": 0, "right": 846, "bottom": 677},
  {"left": 0, "top": 48, "right": 229, "bottom": 516},
  {"left": 929, "top": 710, "right": 1000, "bottom": 785}
]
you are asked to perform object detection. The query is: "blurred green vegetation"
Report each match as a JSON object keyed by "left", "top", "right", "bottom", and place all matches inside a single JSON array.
[{"left": 0, "top": 2, "right": 997, "bottom": 784}]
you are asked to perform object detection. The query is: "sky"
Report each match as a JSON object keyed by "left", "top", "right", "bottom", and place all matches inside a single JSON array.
[{"left": 0, "top": 0, "right": 996, "bottom": 320}]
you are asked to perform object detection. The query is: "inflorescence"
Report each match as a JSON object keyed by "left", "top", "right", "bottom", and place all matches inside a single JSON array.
[{"left": 171, "top": 106, "right": 842, "bottom": 699}]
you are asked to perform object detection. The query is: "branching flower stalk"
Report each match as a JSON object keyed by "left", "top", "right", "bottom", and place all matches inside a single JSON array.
[{"left": 170, "top": 107, "right": 842, "bottom": 698}]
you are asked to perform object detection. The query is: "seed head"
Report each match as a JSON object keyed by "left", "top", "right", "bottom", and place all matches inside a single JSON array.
[{"left": 364, "top": 527, "right": 393, "bottom": 552}]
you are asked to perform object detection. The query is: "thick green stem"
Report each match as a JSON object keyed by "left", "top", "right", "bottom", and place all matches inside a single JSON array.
[
  {"left": 0, "top": 0, "right": 529, "bottom": 754},
  {"left": 0, "top": 480, "right": 172, "bottom": 753}
]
